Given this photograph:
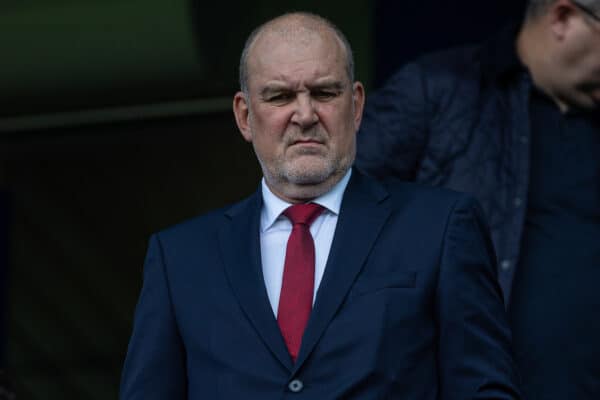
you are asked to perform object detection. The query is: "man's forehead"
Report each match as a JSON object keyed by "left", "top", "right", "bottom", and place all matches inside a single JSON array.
[
  {"left": 252, "top": 24, "right": 340, "bottom": 55},
  {"left": 247, "top": 16, "right": 346, "bottom": 63},
  {"left": 247, "top": 56, "right": 346, "bottom": 95},
  {"left": 260, "top": 77, "right": 346, "bottom": 93},
  {"left": 255, "top": 15, "right": 335, "bottom": 44},
  {"left": 247, "top": 29, "right": 344, "bottom": 77},
  {"left": 261, "top": 23, "right": 323, "bottom": 44}
]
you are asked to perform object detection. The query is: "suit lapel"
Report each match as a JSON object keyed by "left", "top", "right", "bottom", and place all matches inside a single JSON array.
[
  {"left": 294, "top": 171, "right": 392, "bottom": 370},
  {"left": 218, "top": 190, "right": 293, "bottom": 371}
]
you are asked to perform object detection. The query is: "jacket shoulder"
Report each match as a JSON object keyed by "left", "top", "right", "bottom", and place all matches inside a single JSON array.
[
  {"left": 416, "top": 45, "right": 481, "bottom": 75},
  {"left": 378, "top": 177, "right": 490, "bottom": 247},
  {"left": 383, "top": 177, "right": 468, "bottom": 204},
  {"left": 386, "top": 44, "right": 482, "bottom": 89}
]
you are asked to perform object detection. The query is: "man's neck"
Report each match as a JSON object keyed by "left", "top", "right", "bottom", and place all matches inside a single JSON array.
[
  {"left": 263, "top": 168, "right": 352, "bottom": 204},
  {"left": 265, "top": 168, "right": 352, "bottom": 204}
]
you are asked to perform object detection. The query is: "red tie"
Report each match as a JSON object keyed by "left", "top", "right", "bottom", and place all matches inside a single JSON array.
[{"left": 277, "top": 203, "right": 325, "bottom": 362}]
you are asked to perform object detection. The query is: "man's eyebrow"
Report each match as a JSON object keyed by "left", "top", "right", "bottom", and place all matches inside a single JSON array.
[
  {"left": 307, "top": 81, "right": 346, "bottom": 91},
  {"left": 260, "top": 85, "right": 291, "bottom": 98},
  {"left": 259, "top": 80, "right": 346, "bottom": 98}
]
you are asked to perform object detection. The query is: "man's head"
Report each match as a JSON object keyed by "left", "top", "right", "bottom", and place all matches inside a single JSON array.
[
  {"left": 233, "top": 12, "right": 365, "bottom": 203},
  {"left": 519, "top": 0, "right": 600, "bottom": 111}
]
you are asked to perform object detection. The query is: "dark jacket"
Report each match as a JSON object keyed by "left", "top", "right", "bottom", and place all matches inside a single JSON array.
[
  {"left": 121, "top": 171, "right": 520, "bottom": 400},
  {"left": 356, "top": 26, "right": 531, "bottom": 304}
]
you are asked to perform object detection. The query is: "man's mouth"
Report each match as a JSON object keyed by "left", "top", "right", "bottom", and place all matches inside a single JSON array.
[
  {"left": 292, "top": 139, "right": 323, "bottom": 145},
  {"left": 287, "top": 139, "right": 326, "bottom": 155}
]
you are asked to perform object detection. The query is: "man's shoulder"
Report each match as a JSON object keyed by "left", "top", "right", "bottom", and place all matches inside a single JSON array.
[
  {"left": 417, "top": 44, "right": 482, "bottom": 74},
  {"left": 350, "top": 174, "right": 486, "bottom": 251},
  {"left": 389, "top": 44, "right": 482, "bottom": 85},
  {"left": 400, "top": 24, "right": 521, "bottom": 89},
  {"left": 360, "top": 172, "right": 477, "bottom": 214},
  {"left": 386, "top": 176, "right": 472, "bottom": 207},
  {"left": 378, "top": 43, "right": 487, "bottom": 111}
]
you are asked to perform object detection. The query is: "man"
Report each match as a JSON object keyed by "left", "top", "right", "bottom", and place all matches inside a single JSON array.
[
  {"left": 356, "top": 0, "right": 600, "bottom": 399},
  {"left": 120, "top": 12, "right": 520, "bottom": 399}
]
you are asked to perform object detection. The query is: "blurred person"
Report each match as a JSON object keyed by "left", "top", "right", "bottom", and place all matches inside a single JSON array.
[
  {"left": 120, "top": 12, "right": 520, "bottom": 400},
  {"left": 356, "top": 0, "right": 600, "bottom": 399}
]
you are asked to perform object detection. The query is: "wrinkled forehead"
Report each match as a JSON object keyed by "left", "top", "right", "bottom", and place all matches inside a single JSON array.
[
  {"left": 260, "top": 24, "right": 324, "bottom": 46},
  {"left": 246, "top": 24, "right": 348, "bottom": 82}
]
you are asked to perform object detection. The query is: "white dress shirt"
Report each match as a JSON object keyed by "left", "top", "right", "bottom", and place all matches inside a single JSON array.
[{"left": 260, "top": 169, "right": 352, "bottom": 316}]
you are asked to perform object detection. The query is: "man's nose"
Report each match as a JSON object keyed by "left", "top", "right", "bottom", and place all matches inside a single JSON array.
[{"left": 291, "top": 94, "right": 319, "bottom": 128}]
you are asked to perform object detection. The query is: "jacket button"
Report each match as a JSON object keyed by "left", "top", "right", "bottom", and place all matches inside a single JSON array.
[
  {"left": 288, "top": 379, "right": 304, "bottom": 393},
  {"left": 513, "top": 197, "right": 522, "bottom": 208},
  {"left": 519, "top": 135, "right": 529, "bottom": 144},
  {"left": 500, "top": 260, "right": 512, "bottom": 271}
]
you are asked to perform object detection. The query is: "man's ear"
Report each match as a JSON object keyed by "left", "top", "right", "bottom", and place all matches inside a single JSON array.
[
  {"left": 549, "top": 0, "right": 577, "bottom": 40},
  {"left": 233, "top": 92, "right": 253, "bottom": 142},
  {"left": 352, "top": 81, "right": 366, "bottom": 132}
]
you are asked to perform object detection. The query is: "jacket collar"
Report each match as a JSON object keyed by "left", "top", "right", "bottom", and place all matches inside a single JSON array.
[{"left": 218, "top": 169, "right": 392, "bottom": 373}]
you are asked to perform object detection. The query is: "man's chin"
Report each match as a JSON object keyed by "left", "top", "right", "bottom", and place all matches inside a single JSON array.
[
  {"left": 280, "top": 159, "right": 336, "bottom": 184},
  {"left": 286, "top": 170, "right": 333, "bottom": 186},
  {"left": 262, "top": 158, "right": 351, "bottom": 201}
]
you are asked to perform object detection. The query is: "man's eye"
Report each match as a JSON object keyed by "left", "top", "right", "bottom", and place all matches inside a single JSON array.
[
  {"left": 266, "top": 93, "right": 294, "bottom": 103},
  {"left": 312, "top": 90, "right": 338, "bottom": 100}
]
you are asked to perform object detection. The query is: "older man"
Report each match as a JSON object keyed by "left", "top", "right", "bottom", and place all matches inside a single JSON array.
[
  {"left": 356, "top": 0, "right": 600, "bottom": 399},
  {"left": 120, "top": 12, "right": 520, "bottom": 399}
]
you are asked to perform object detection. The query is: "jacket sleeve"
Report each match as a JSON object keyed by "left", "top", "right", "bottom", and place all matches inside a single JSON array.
[
  {"left": 436, "top": 195, "right": 521, "bottom": 400},
  {"left": 355, "top": 62, "right": 430, "bottom": 181},
  {"left": 120, "top": 234, "right": 187, "bottom": 400}
]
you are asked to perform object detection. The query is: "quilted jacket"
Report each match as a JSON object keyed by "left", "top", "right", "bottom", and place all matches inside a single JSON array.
[{"left": 356, "top": 26, "right": 531, "bottom": 304}]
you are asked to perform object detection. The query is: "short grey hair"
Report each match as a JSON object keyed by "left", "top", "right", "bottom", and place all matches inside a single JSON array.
[
  {"left": 238, "top": 12, "right": 355, "bottom": 95},
  {"left": 525, "top": 0, "right": 600, "bottom": 19}
]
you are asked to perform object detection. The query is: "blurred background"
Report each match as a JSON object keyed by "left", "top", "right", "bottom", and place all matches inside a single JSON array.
[{"left": 0, "top": 1, "right": 523, "bottom": 398}]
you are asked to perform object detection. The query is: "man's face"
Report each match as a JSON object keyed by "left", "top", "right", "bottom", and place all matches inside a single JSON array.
[
  {"left": 233, "top": 27, "right": 364, "bottom": 202},
  {"left": 554, "top": 5, "right": 600, "bottom": 109}
]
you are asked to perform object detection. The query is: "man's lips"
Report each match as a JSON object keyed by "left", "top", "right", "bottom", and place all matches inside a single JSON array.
[{"left": 290, "top": 139, "right": 324, "bottom": 146}]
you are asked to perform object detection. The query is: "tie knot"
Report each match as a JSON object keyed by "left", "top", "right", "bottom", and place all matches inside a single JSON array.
[{"left": 283, "top": 203, "right": 325, "bottom": 226}]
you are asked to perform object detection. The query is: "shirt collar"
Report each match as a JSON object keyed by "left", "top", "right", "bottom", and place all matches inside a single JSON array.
[{"left": 260, "top": 168, "right": 352, "bottom": 232}]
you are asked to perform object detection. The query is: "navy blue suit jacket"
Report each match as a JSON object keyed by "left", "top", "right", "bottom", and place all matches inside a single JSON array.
[{"left": 120, "top": 170, "right": 520, "bottom": 399}]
